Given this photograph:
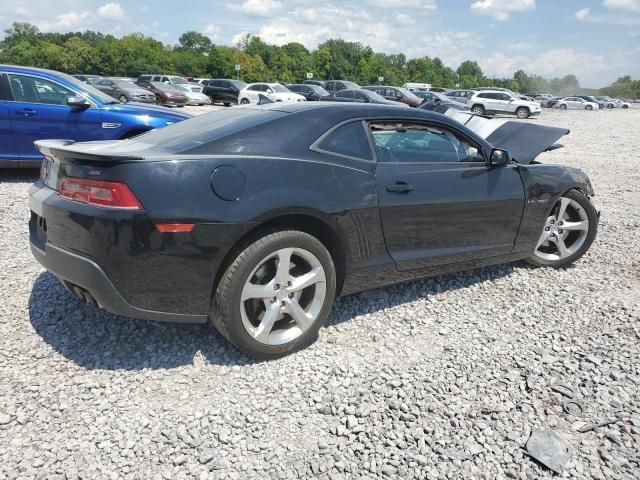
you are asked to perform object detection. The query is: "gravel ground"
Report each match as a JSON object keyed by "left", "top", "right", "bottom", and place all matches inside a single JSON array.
[{"left": 0, "top": 108, "right": 638, "bottom": 480}]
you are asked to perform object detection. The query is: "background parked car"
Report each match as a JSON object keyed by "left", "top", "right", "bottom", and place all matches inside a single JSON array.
[
  {"left": 173, "top": 84, "right": 212, "bottom": 105},
  {"left": 0, "top": 65, "right": 189, "bottom": 167},
  {"left": 136, "top": 80, "right": 188, "bottom": 106},
  {"left": 138, "top": 74, "right": 192, "bottom": 88},
  {"left": 534, "top": 94, "right": 558, "bottom": 108},
  {"left": 468, "top": 90, "right": 542, "bottom": 118},
  {"left": 363, "top": 86, "right": 422, "bottom": 107},
  {"left": 445, "top": 89, "right": 476, "bottom": 105},
  {"left": 610, "top": 98, "right": 631, "bottom": 109},
  {"left": 286, "top": 84, "right": 330, "bottom": 101},
  {"left": 238, "top": 83, "right": 306, "bottom": 104},
  {"left": 203, "top": 79, "right": 247, "bottom": 106},
  {"left": 319, "top": 88, "right": 404, "bottom": 105},
  {"left": 576, "top": 95, "right": 604, "bottom": 109},
  {"left": 303, "top": 79, "right": 326, "bottom": 88},
  {"left": 555, "top": 97, "right": 599, "bottom": 110},
  {"left": 72, "top": 74, "right": 102, "bottom": 85},
  {"left": 417, "top": 91, "right": 470, "bottom": 111},
  {"left": 93, "top": 78, "right": 155, "bottom": 103},
  {"left": 323, "top": 80, "right": 360, "bottom": 94}
]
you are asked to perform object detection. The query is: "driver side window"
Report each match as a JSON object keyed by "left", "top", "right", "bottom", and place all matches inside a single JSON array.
[
  {"left": 369, "top": 122, "right": 485, "bottom": 164},
  {"left": 8, "top": 74, "right": 74, "bottom": 106}
]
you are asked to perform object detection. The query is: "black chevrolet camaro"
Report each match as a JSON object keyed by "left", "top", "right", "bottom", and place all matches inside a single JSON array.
[{"left": 29, "top": 103, "right": 598, "bottom": 358}]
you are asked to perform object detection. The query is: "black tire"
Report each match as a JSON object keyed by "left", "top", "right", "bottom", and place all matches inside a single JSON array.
[
  {"left": 240, "top": 98, "right": 250, "bottom": 105},
  {"left": 155, "top": 95, "right": 162, "bottom": 105},
  {"left": 211, "top": 230, "right": 337, "bottom": 359},
  {"left": 527, "top": 189, "right": 598, "bottom": 268},
  {"left": 471, "top": 104, "right": 485, "bottom": 115},
  {"left": 516, "top": 107, "right": 530, "bottom": 119},
  {"left": 224, "top": 102, "right": 231, "bottom": 107},
  {"left": 560, "top": 104, "right": 567, "bottom": 110},
  {"left": 119, "top": 94, "right": 128, "bottom": 103},
  {"left": 622, "top": 104, "right": 629, "bottom": 109},
  {"left": 585, "top": 105, "right": 593, "bottom": 111},
  {"left": 607, "top": 103, "right": 614, "bottom": 109}
]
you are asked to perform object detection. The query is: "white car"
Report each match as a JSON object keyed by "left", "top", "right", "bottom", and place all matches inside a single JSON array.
[
  {"left": 173, "top": 84, "right": 212, "bottom": 106},
  {"left": 467, "top": 90, "right": 542, "bottom": 119},
  {"left": 555, "top": 97, "right": 599, "bottom": 111},
  {"left": 239, "top": 83, "right": 306, "bottom": 105},
  {"left": 611, "top": 98, "right": 631, "bottom": 109}
]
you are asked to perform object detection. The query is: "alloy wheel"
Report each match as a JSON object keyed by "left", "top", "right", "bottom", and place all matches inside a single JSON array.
[
  {"left": 534, "top": 196, "right": 590, "bottom": 261},
  {"left": 240, "top": 247, "right": 326, "bottom": 345},
  {"left": 119, "top": 95, "right": 128, "bottom": 103}
]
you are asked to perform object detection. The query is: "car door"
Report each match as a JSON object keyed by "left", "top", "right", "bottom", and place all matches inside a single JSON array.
[
  {"left": 371, "top": 121, "right": 525, "bottom": 271},
  {"left": 566, "top": 97, "right": 578, "bottom": 109},
  {"left": 6, "top": 73, "right": 103, "bottom": 161},
  {"left": 0, "top": 73, "right": 17, "bottom": 163}
]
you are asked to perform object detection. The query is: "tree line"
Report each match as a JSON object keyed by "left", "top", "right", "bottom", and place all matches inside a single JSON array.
[{"left": 1, "top": 22, "right": 638, "bottom": 99}]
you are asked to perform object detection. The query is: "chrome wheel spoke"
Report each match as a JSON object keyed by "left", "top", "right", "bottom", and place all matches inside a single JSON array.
[
  {"left": 285, "top": 299, "right": 314, "bottom": 331},
  {"left": 561, "top": 220, "right": 588, "bottom": 231},
  {"left": 556, "top": 197, "right": 571, "bottom": 221},
  {"left": 253, "top": 303, "right": 280, "bottom": 342},
  {"left": 241, "top": 281, "right": 274, "bottom": 301},
  {"left": 536, "top": 230, "right": 551, "bottom": 249},
  {"left": 288, "top": 267, "right": 325, "bottom": 292},
  {"left": 275, "top": 248, "right": 293, "bottom": 285},
  {"left": 551, "top": 235, "right": 570, "bottom": 258}
]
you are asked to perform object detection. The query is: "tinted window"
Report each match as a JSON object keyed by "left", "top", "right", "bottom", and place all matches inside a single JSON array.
[
  {"left": 354, "top": 91, "right": 369, "bottom": 102},
  {"left": 316, "top": 121, "right": 373, "bottom": 161},
  {"left": 288, "top": 85, "right": 299, "bottom": 92},
  {"left": 209, "top": 80, "right": 221, "bottom": 87},
  {"left": 478, "top": 93, "right": 490, "bottom": 99},
  {"left": 385, "top": 88, "right": 399, "bottom": 97},
  {"left": 125, "top": 109, "right": 284, "bottom": 154},
  {"left": 336, "top": 90, "right": 354, "bottom": 99},
  {"left": 248, "top": 85, "right": 261, "bottom": 91},
  {"left": 369, "top": 123, "right": 484, "bottom": 164},
  {"left": 8, "top": 74, "right": 74, "bottom": 105}
]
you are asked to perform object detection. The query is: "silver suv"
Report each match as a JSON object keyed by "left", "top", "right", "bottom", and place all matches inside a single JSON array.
[{"left": 468, "top": 90, "right": 542, "bottom": 119}]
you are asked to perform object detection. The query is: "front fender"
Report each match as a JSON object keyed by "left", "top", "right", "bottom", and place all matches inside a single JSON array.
[{"left": 513, "top": 164, "right": 595, "bottom": 252}]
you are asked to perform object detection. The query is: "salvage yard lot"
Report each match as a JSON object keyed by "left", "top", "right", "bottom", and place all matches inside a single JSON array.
[{"left": 0, "top": 109, "right": 638, "bottom": 479}]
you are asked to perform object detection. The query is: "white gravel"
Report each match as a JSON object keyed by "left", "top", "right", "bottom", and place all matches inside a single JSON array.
[{"left": 1, "top": 108, "right": 638, "bottom": 480}]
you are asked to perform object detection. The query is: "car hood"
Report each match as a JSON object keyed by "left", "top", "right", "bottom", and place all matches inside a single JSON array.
[
  {"left": 100, "top": 102, "right": 192, "bottom": 120},
  {"left": 436, "top": 107, "right": 570, "bottom": 164}
]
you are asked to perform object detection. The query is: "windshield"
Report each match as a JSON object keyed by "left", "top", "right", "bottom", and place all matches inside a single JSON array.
[
  {"left": 343, "top": 81, "right": 360, "bottom": 89},
  {"left": 312, "top": 86, "right": 329, "bottom": 96},
  {"left": 397, "top": 87, "right": 420, "bottom": 100},
  {"left": 365, "top": 90, "right": 387, "bottom": 102},
  {"left": 113, "top": 80, "right": 138, "bottom": 89},
  {"left": 58, "top": 72, "right": 122, "bottom": 104},
  {"left": 169, "top": 76, "right": 189, "bottom": 84},
  {"left": 271, "top": 84, "right": 290, "bottom": 93}
]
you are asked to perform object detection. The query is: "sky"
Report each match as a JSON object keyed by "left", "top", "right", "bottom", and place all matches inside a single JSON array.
[{"left": 1, "top": 0, "right": 639, "bottom": 87}]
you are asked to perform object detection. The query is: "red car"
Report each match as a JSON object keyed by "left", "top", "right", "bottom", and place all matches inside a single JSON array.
[
  {"left": 363, "top": 86, "right": 422, "bottom": 107},
  {"left": 136, "top": 80, "right": 188, "bottom": 107}
]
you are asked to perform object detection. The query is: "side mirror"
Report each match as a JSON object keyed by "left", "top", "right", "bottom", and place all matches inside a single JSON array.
[
  {"left": 67, "top": 96, "right": 90, "bottom": 109},
  {"left": 489, "top": 148, "right": 510, "bottom": 166}
]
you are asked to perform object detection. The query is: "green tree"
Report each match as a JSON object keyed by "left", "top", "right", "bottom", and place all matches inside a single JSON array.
[{"left": 177, "top": 31, "right": 212, "bottom": 55}]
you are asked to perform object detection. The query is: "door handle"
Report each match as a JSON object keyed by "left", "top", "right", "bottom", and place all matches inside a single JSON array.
[
  {"left": 386, "top": 182, "right": 414, "bottom": 193},
  {"left": 16, "top": 108, "right": 37, "bottom": 117}
]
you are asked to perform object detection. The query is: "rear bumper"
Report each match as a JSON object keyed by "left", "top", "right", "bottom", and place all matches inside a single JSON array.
[{"left": 30, "top": 241, "right": 208, "bottom": 323}]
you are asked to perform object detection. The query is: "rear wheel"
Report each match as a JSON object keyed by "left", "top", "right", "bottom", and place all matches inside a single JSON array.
[
  {"left": 607, "top": 103, "right": 614, "bottom": 109},
  {"left": 585, "top": 105, "right": 593, "bottom": 110},
  {"left": 527, "top": 189, "right": 598, "bottom": 267},
  {"left": 155, "top": 95, "right": 162, "bottom": 105},
  {"left": 211, "top": 230, "right": 336, "bottom": 359},
  {"left": 119, "top": 94, "right": 128, "bottom": 103},
  {"left": 516, "top": 107, "right": 530, "bottom": 119},
  {"left": 224, "top": 102, "right": 231, "bottom": 107},
  {"left": 471, "top": 104, "right": 485, "bottom": 115},
  {"left": 559, "top": 104, "right": 567, "bottom": 110},
  {"left": 240, "top": 98, "right": 250, "bottom": 105},
  {"left": 622, "top": 104, "right": 629, "bottom": 109}
]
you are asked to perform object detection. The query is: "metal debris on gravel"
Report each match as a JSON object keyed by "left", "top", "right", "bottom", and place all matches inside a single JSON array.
[
  {"left": 1, "top": 109, "right": 639, "bottom": 479},
  {"left": 526, "top": 429, "right": 572, "bottom": 474}
]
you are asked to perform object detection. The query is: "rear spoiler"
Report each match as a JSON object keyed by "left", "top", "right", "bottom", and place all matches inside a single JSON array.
[{"left": 35, "top": 139, "right": 144, "bottom": 163}]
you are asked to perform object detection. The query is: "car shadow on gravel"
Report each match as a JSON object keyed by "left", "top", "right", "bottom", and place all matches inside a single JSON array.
[
  {"left": 0, "top": 168, "right": 39, "bottom": 182},
  {"left": 29, "top": 262, "right": 520, "bottom": 370}
]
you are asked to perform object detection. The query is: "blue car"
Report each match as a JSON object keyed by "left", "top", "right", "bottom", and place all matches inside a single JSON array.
[{"left": 0, "top": 65, "right": 191, "bottom": 167}]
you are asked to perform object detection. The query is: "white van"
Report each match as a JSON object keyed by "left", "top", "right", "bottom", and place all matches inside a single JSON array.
[{"left": 403, "top": 82, "right": 432, "bottom": 91}]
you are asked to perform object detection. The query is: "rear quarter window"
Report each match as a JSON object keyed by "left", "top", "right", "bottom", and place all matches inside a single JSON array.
[{"left": 314, "top": 121, "right": 373, "bottom": 161}]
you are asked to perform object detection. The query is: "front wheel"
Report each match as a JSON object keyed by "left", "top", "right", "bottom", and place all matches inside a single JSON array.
[
  {"left": 224, "top": 102, "right": 231, "bottom": 107},
  {"left": 119, "top": 94, "right": 128, "bottom": 103},
  {"left": 622, "top": 104, "right": 629, "bottom": 109},
  {"left": 527, "top": 189, "right": 598, "bottom": 267},
  {"left": 559, "top": 104, "right": 567, "bottom": 110},
  {"left": 240, "top": 98, "right": 250, "bottom": 105},
  {"left": 471, "top": 104, "right": 485, "bottom": 115},
  {"left": 516, "top": 107, "right": 530, "bottom": 119},
  {"left": 585, "top": 105, "right": 593, "bottom": 110},
  {"left": 211, "top": 230, "right": 336, "bottom": 359}
]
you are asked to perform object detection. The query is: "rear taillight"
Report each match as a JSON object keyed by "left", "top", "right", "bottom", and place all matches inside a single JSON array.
[{"left": 59, "top": 177, "right": 143, "bottom": 210}]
